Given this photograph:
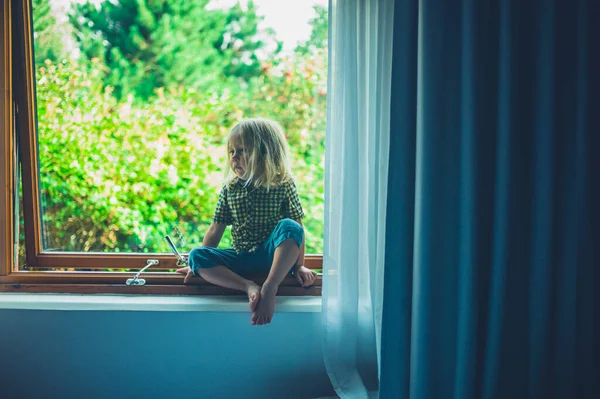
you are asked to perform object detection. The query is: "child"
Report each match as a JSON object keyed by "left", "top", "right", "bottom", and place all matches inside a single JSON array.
[{"left": 176, "top": 118, "right": 318, "bottom": 326}]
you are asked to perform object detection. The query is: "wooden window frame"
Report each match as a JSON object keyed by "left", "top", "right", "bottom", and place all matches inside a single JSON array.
[{"left": 0, "top": 0, "right": 322, "bottom": 296}]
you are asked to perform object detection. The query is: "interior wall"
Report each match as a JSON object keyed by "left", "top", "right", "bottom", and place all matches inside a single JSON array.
[{"left": 0, "top": 308, "right": 335, "bottom": 399}]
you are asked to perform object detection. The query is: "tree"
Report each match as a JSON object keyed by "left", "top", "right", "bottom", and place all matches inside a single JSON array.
[
  {"left": 32, "top": 0, "right": 67, "bottom": 65},
  {"left": 69, "top": 0, "right": 281, "bottom": 101},
  {"left": 295, "top": 5, "right": 327, "bottom": 55}
]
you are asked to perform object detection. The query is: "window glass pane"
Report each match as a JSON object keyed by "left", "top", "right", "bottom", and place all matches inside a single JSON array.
[
  {"left": 14, "top": 102, "right": 26, "bottom": 269},
  {"left": 17, "top": 170, "right": 25, "bottom": 269},
  {"left": 31, "top": 0, "right": 326, "bottom": 254}
]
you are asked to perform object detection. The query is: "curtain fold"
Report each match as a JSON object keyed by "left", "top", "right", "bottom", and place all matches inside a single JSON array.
[
  {"left": 378, "top": 0, "right": 599, "bottom": 398},
  {"left": 322, "top": 0, "right": 395, "bottom": 397}
]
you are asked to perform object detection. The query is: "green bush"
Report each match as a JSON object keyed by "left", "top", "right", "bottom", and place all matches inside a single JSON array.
[{"left": 35, "top": 53, "right": 326, "bottom": 254}]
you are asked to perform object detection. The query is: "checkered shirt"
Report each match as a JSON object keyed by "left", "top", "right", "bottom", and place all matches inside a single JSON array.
[{"left": 212, "top": 178, "right": 305, "bottom": 253}]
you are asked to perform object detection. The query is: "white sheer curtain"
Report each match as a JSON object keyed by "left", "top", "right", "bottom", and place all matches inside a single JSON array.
[{"left": 322, "top": 0, "right": 395, "bottom": 397}]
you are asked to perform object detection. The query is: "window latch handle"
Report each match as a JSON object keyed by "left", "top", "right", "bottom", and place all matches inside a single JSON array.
[{"left": 126, "top": 259, "right": 159, "bottom": 286}]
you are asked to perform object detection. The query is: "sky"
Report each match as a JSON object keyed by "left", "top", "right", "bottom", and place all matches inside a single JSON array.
[
  {"left": 52, "top": 0, "right": 328, "bottom": 52},
  {"left": 209, "top": 0, "right": 328, "bottom": 51}
]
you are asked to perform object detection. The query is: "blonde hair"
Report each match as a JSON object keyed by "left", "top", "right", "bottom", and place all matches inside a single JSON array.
[{"left": 224, "top": 118, "right": 294, "bottom": 189}]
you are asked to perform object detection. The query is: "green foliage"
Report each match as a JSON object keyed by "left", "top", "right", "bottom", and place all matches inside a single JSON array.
[
  {"left": 32, "top": 0, "right": 67, "bottom": 65},
  {"left": 35, "top": 54, "right": 325, "bottom": 254},
  {"left": 295, "top": 5, "right": 328, "bottom": 56},
  {"left": 69, "top": 0, "right": 281, "bottom": 101},
  {"left": 32, "top": 1, "right": 327, "bottom": 256}
]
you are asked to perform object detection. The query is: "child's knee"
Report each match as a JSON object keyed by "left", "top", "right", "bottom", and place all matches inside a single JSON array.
[
  {"left": 278, "top": 218, "right": 302, "bottom": 231},
  {"left": 188, "top": 247, "right": 207, "bottom": 261},
  {"left": 188, "top": 247, "right": 213, "bottom": 272},
  {"left": 275, "top": 218, "right": 304, "bottom": 248}
]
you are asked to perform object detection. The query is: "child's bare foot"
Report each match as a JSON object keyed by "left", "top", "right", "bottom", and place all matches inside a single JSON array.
[
  {"left": 251, "top": 285, "right": 277, "bottom": 325},
  {"left": 245, "top": 282, "right": 261, "bottom": 312}
]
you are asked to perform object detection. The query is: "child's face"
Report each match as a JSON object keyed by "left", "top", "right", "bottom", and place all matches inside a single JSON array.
[{"left": 229, "top": 138, "right": 248, "bottom": 178}]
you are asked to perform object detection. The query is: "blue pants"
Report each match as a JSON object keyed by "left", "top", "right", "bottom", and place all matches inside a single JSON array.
[{"left": 188, "top": 218, "right": 303, "bottom": 278}]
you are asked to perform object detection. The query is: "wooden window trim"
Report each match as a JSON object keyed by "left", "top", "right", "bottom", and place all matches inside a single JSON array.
[
  {"left": 1, "top": 0, "right": 12, "bottom": 277},
  {"left": 0, "top": 0, "right": 322, "bottom": 296}
]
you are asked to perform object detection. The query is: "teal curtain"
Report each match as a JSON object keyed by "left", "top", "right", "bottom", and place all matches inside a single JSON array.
[{"left": 380, "top": 0, "right": 598, "bottom": 398}]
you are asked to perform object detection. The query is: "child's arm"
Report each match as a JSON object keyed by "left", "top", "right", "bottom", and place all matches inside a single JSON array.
[{"left": 202, "top": 223, "right": 227, "bottom": 248}]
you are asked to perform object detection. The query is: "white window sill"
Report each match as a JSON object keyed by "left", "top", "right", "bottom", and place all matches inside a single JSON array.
[{"left": 0, "top": 293, "right": 322, "bottom": 312}]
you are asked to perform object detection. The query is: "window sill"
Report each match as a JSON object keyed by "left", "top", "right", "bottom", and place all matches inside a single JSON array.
[
  {"left": 0, "top": 292, "right": 322, "bottom": 312},
  {"left": 0, "top": 274, "right": 322, "bottom": 296}
]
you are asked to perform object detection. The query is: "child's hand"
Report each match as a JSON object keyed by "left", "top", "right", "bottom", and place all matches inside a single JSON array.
[
  {"left": 294, "top": 265, "right": 318, "bottom": 287},
  {"left": 175, "top": 266, "right": 195, "bottom": 284}
]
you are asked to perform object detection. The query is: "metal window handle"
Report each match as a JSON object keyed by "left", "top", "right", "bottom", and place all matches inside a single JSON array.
[{"left": 126, "top": 259, "right": 159, "bottom": 286}]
